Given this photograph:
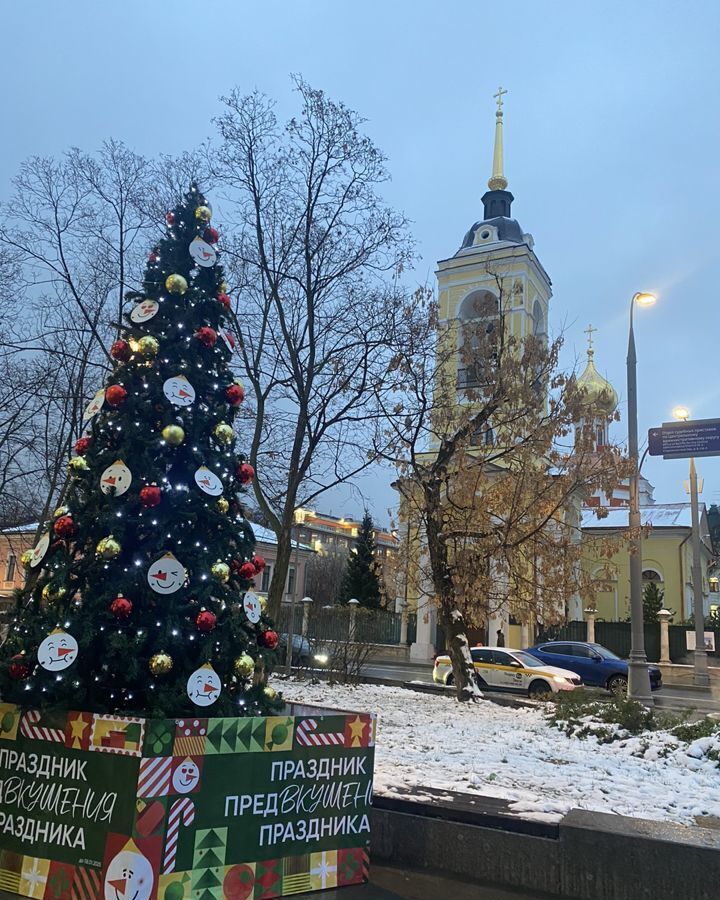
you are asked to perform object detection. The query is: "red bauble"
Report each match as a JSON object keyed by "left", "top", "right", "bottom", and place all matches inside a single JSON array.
[
  {"left": 74, "top": 436, "right": 92, "bottom": 456},
  {"left": 53, "top": 515, "right": 76, "bottom": 539},
  {"left": 111, "top": 339, "right": 132, "bottom": 362},
  {"left": 225, "top": 331, "right": 236, "bottom": 349},
  {"left": 238, "top": 562, "right": 256, "bottom": 580},
  {"left": 106, "top": 385, "right": 127, "bottom": 407},
  {"left": 148, "top": 250, "right": 159, "bottom": 263},
  {"left": 237, "top": 463, "right": 255, "bottom": 485},
  {"left": 195, "top": 327, "right": 217, "bottom": 348},
  {"left": 218, "top": 293, "right": 231, "bottom": 310},
  {"left": 230, "top": 558, "right": 242, "bottom": 574},
  {"left": 166, "top": 212, "right": 175, "bottom": 225},
  {"left": 252, "top": 554, "right": 266, "bottom": 573},
  {"left": 196, "top": 609, "right": 217, "bottom": 633},
  {"left": 110, "top": 595, "right": 133, "bottom": 620},
  {"left": 261, "top": 630, "right": 279, "bottom": 650},
  {"left": 139, "top": 485, "right": 162, "bottom": 508},
  {"left": 204, "top": 226, "right": 219, "bottom": 244},
  {"left": 225, "top": 383, "right": 245, "bottom": 406},
  {"left": 8, "top": 654, "right": 30, "bottom": 681}
]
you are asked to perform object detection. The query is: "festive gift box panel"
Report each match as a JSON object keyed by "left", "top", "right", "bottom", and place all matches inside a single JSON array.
[{"left": 0, "top": 703, "right": 375, "bottom": 899}]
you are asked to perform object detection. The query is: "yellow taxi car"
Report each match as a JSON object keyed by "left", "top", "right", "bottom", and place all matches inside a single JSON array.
[{"left": 432, "top": 646, "right": 583, "bottom": 698}]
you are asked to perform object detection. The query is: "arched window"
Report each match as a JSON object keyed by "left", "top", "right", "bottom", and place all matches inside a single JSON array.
[
  {"left": 532, "top": 299, "right": 546, "bottom": 338},
  {"left": 642, "top": 568, "right": 663, "bottom": 585},
  {"left": 457, "top": 290, "right": 500, "bottom": 388}
]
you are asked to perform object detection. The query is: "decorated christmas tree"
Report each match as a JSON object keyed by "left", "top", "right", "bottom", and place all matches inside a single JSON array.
[{"left": 0, "top": 186, "right": 283, "bottom": 718}]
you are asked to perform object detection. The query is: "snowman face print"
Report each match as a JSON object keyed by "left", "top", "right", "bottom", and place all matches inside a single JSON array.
[
  {"left": 189, "top": 237, "right": 217, "bottom": 268},
  {"left": 194, "top": 466, "right": 223, "bottom": 496},
  {"left": 100, "top": 460, "right": 132, "bottom": 496},
  {"left": 29, "top": 532, "right": 50, "bottom": 568},
  {"left": 172, "top": 758, "right": 201, "bottom": 794},
  {"left": 147, "top": 554, "right": 187, "bottom": 595},
  {"left": 83, "top": 389, "right": 106, "bottom": 421},
  {"left": 163, "top": 375, "right": 196, "bottom": 408},
  {"left": 243, "top": 591, "right": 261, "bottom": 625},
  {"left": 104, "top": 844, "right": 154, "bottom": 900},
  {"left": 38, "top": 630, "right": 78, "bottom": 671},
  {"left": 130, "top": 299, "right": 159, "bottom": 324},
  {"left": 186, "top": 665, "right": 222, "bottom": 707}
]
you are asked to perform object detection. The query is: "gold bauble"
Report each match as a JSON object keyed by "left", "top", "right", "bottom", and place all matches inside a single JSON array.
[
  {"left": 96, "top": 536, "right": 121, "bottom": 559},
  {"left": 259, "top": 596, "right": 267, "bottom": 613},
  {"left": 211, "top": 561, "right": 230, "bottom": 583},
  {"left": 53, "top": 506, "right": 69, "bottom": 519},
  {"left": 264, "top": 686, "right": 278, "bottom": 701},
  {"left": 68, "top": 457, "right": 89, "bottom": 474},
  {"left": 20, "top": 550, "right": 33, "bottom": 570},
  {"left": 233, "top": 654, "right": 255, "bottom": 679},
  {"left": 41, "top": 583, "right": 66, "bottom": 603},
  {"left": 137, "top": 336, "right": 159, "bottom": 358},
  {"left": 219, "top": 280, "right": 228, "bottom": 293},
  {"left": 165, "top": 274, "right": 188, "bottom": 295},
  {"left": 162, "top": 425, "right": 185, "bottom": 446},
  {"left": 195, "top": 205, "right": 212, "bottom": 222},
  {"left": 213, "top": 422, "right": 233, "bottom": 445},
  {"left": 149, "top": 652, "right": 173, "bottom": 676},
  {"left": 216, "top": 497, "right": 229, "bottom": 514}
]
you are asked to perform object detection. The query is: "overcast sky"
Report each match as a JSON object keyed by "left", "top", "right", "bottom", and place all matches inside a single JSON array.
[{"left": 3, "top": 0, "right": 719, "bottom": 526}]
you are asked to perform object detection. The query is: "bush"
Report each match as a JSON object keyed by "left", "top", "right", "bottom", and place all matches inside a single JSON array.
[{"left": 549, "top": 692, "right": 685, "bottom": 742}]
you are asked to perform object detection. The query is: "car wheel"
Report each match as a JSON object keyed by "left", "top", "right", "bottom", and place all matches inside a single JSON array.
[
  {"left": 528, "top": 680, "right": 552, "bottom": 700},
  {"left": 608, "top": 675, "right": 628, "bottom": 696},
  {"left": 445, "top": 673, "right": 454, "bottom": 686}
]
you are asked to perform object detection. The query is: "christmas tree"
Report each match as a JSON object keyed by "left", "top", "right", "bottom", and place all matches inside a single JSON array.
[
  {"left": 339, "top": 511, "right": 382, "bottom": 608},
  {"left": 0, "top": 186, "right": 283, "bottom": 718}
]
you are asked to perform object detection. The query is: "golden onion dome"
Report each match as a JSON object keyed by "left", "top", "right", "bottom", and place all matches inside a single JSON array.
[{"left": 577, "top": 347, "right": 618, "bottom": 415}]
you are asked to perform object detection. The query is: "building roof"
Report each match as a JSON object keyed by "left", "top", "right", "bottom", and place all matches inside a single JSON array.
[{"left": 582, "top": 503, "right": 701, "bottom": 530}]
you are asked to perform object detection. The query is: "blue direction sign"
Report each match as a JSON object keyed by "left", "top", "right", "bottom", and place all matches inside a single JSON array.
[{"left": 648, "top": 417, "right": 720, "bottom": 460}]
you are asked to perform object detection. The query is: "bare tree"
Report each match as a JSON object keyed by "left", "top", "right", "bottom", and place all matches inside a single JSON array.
[
  {"left": 378, "top": 280, "right": 628, "bottom": 701},
  {"left": 304, "top": 553, "right": 348, "bottom": 606},
  {"left": 211, "top": 77, "right": 412, "bottom": 619}
]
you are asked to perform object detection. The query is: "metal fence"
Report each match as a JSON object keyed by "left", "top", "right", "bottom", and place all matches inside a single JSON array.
[
  {"left": 536, "top": 620, "right": 720, "bottom": 663},
  {"left": 275, "top": 603, "right": 416, "bottom": 646}
]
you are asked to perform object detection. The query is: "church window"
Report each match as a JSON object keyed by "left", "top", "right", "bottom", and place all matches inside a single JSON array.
[{"left": 457, "top": 290, "right": 500, "bottom": 388}]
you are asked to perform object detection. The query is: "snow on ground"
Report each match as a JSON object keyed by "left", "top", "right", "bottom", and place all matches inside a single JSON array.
[{"left": 275, "top": 679, "right": 720, "bottom": 826}]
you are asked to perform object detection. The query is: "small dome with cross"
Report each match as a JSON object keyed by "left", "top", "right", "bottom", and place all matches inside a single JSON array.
[{"left": 576, "top": 325, "right": 618, "bottom": 415}]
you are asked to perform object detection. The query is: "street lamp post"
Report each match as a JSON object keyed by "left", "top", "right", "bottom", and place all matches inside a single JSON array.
[
  {"left": 672, "top": 406, "right": 710, "bottom": 687},
  {"left": 627, "top": 291, "right": 656, "bottom": 704},
  {"left": 284, "top": 510, "right": 305, "bottom": 676}
]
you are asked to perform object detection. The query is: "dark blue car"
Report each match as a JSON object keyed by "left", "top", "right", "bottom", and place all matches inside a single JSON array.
[{"left": 525, "top": 641, "right": 662, "bottom": 695}]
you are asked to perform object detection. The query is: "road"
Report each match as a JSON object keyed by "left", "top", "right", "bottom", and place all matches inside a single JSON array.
[{"left": 361, "top": 659, "right": 720, "bottom": 714}]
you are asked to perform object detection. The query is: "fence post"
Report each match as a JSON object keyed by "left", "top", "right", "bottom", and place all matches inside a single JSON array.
[
  {"left": 584, "top": 608, "right": 596, "bottom": 644},
  {"left": 658, "top": 609, "right": 672, "bottom": 664},
  {"left": 399, "top": 602, "right": 408, "bottom": 645},
  {"left": 348, "top": 599, "right": 359, "bottom": 642},
  {"left": 520, "top": 621, "right": 529, "bottom": 648},
  {"left": 301, "top": 596, "right": 313, "bottom": 638}
]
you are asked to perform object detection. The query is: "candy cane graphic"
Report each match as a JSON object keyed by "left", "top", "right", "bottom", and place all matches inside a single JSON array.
[
  {"left": 163, "top": 797, "right": 195, "bottom": 873},
  {"left": 20, "top": 710, "right": 64, "bottom": 743},
  {"left": 295, "top": 718, "right": 344, "bottom": 747}
]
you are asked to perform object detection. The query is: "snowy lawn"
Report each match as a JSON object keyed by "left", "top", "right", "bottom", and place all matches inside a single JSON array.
[{"left": 275, "top": 678, "right": 720, "bottom": 826}]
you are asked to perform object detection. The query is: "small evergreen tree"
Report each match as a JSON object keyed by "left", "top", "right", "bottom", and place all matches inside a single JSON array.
[
  {"left": 339, "top": 511, "right": 382, "bottom": 608},
  {"left": 642, "top": 581, "right": 665, "bottom": 623},
  {"left": 0, "top": 186, "right": 283, "bottom": 718}
]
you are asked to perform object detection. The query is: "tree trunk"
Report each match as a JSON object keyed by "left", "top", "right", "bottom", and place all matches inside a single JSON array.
[
  {"left": 423, "top": 483, "right": 482, "bottom": 702},
  {"left": 267, "top": 524, "right": 293, "bottom": 621}
]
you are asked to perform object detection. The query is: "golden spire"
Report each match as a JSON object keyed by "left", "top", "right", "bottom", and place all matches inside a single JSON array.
[{"left": 488, "top": 87, "right": 508, "bottom": 191}]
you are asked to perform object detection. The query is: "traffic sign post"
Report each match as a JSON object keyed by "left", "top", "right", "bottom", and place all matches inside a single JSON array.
[{"left": 648, "top": 417, "right": 720, "bottom": 460}]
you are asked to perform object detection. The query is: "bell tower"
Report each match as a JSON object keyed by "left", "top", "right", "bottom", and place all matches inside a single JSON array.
[{"left": 436, "top": 89, "right": 552, "bottom": 401}]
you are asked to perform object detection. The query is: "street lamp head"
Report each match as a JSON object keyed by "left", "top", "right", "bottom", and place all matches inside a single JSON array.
[
  {"left": 672, "top": 405, "right": 690, "bottom": 421},
  {"left": 634, "top": 292, "right": 657, "bottom": 307}
]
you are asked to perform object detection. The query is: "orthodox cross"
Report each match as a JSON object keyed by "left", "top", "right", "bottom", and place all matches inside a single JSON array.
[
  {"left": 494, "top": 86, "right": 508, "bottom": 111},
  {"left": 584, "top": 323, "right": 597, "bottom": 351}
]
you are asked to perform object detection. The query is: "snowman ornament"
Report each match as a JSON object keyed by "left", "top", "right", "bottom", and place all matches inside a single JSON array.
[
  {"left": 29, "top": 532, "right": 50, "bottom": 569},
  {"left": 83, "top": 388, "right": 106, "bottom": 421},
  {"left": 163, "top": 375, "right": 196, "bottom": 408},
  {"left": 147, "top": 553, "right": 187, "bottom": 595},
  {"left": 104, "top": 839, "right": 154, "bottom": 900},
  {"left": 187, "top": 663, "right": 222, "bottom": 707},
  {"left": 189, "top": 236, "right": 217, "bottom": 268},
  {"left": 194, "top": 466, "right": 223, "bottom": 496},
  {"left": 130, "top": 298, "right": 159, "bottom": 324},
  {"left": 243, "top": 591, "right": 261, "bottom": 625},
  {"left": 100, "top": 460, "right": 132, "bottom": 496},
  {"left": 38, "top": 628, "right": 78, "bottom": 672}
]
